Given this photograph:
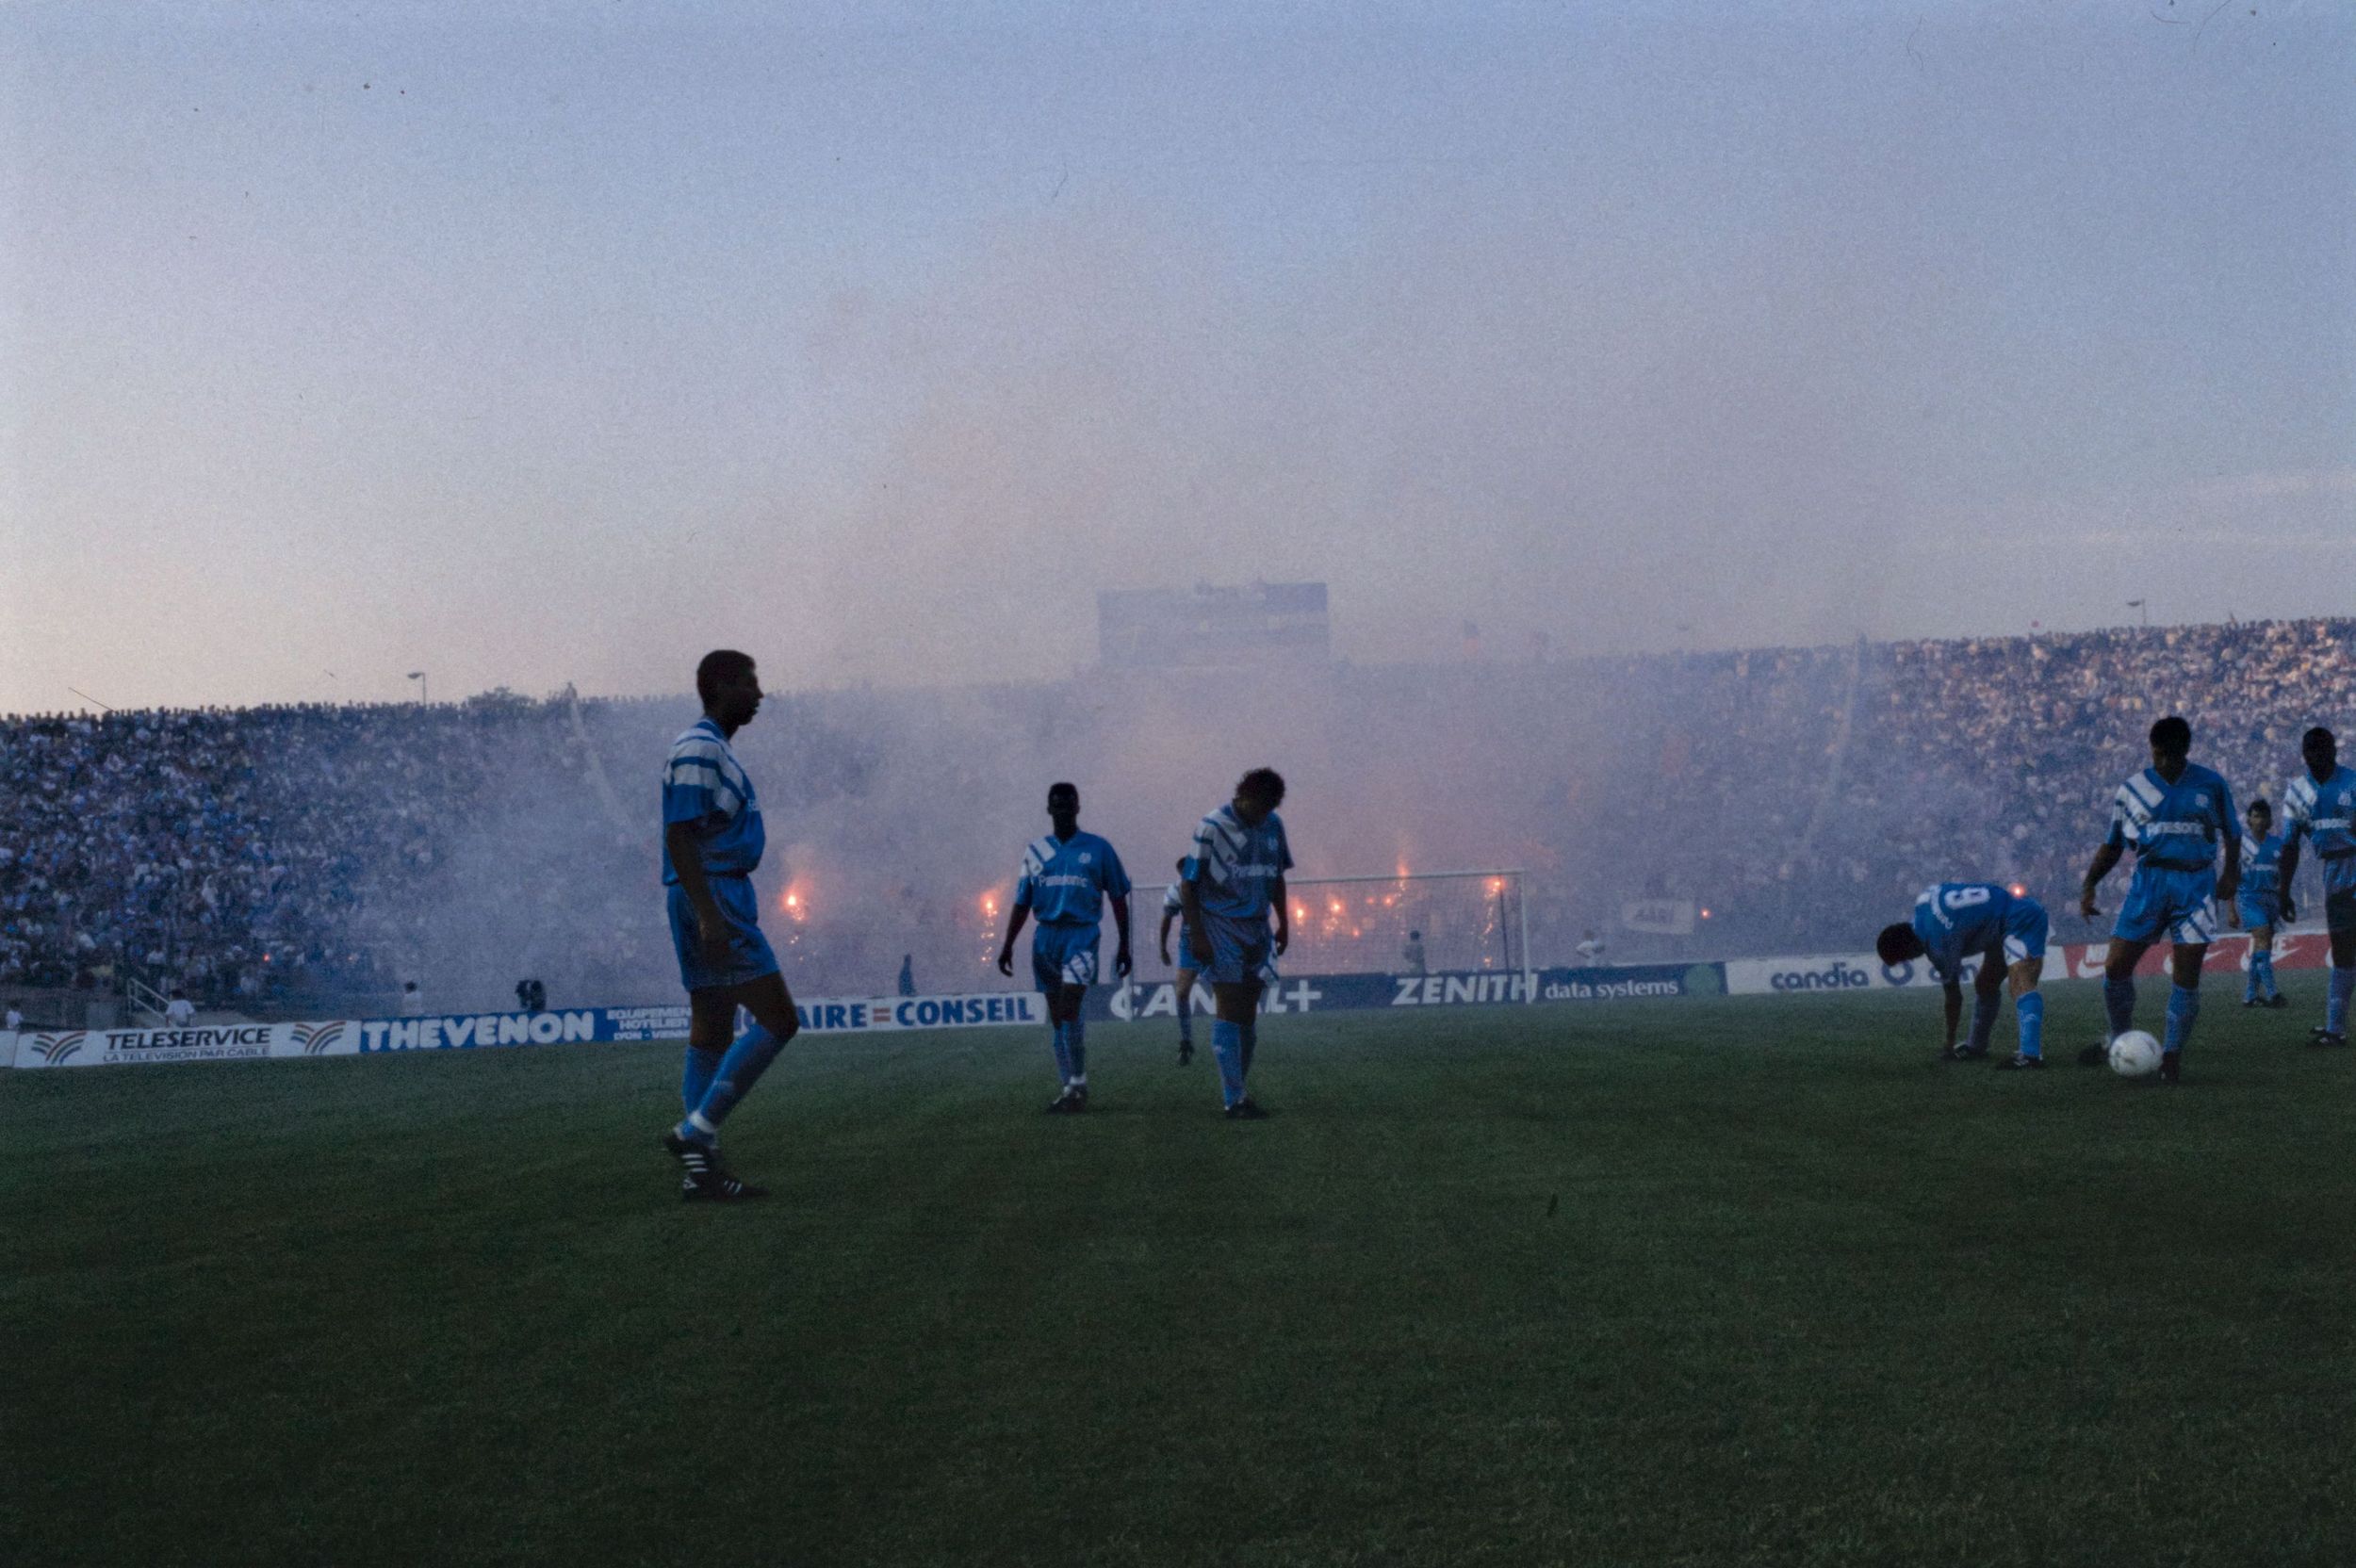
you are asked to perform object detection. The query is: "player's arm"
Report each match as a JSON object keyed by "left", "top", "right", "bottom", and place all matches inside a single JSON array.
[
  {"left": 2277, "top": 823, "right": 2303, "bottom": 924},
  {"left": 1180, "top": 875, "right": 1213, "bottom": 964},
  {"left": 1110, "top": 893, "right": 1133, "bottom": 977},
  {"left": 995, "top": 900, "right": 1031, "bottom": 977},
  {"left": 2079, "top": 843, "right": 2122, "bottom": 919},
  {"left": 1158, "top": 905, "right": 1176, "bottom": 966},
  {"left": 664, "top": 822, "right": 729, "bottom": 969},
  {"left": 1270, "top": 875, "right": 1289, "bottom": 956},
  {"left": 2215, "top": 792, "right": 2241, "bottom": 906}
]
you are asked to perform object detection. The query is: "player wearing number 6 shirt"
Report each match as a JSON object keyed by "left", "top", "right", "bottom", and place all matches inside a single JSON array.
[
  {"left": 1178, "top": 769, "right": 1293, "bottom": 1119},
  {"left": 2076, "top": 715, "right": 2239, "bottom": 1084},
  {"left": 2279, "top": 726, "right": 2356, "bottom": 1048},
  {"left": 1876, "top": 882, "right": 2050, "bottom": 1069}
]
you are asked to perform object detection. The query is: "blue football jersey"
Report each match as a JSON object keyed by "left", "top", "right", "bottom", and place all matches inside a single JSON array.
[
  {"left": 661, "top": 718, "right": 764, "bottom": 884},
  {"left": 1182, "top": 805, "right": 1293, "bottom": 921},
  {"left": 1014, "top": 831, "right": 1132, "bottom": 927},
  {"left": 2282, "top": 765, "right": 2356, "bottom": 864},
  {"left": 2102, "top": 762, "right": 2235, "bottom": 873},
  {"left": 2239, "top": 830, "right": 2284, "bottom": 895},
  {"left": 1909, "top": 882, "right": 2018, "bottom": 982}
]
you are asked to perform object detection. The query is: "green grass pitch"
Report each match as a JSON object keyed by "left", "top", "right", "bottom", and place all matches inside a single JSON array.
[{"left": 6, "top": 980, "right": 2354, "bottom": 1567}]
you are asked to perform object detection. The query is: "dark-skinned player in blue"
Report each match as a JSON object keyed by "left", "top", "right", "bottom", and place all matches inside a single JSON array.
[
  {"left": 995, "top": 782, "right": 1133, "bottom": 1112},
  {"left": 1178, "top": 768, "right": 1293, "bottom": 1119},
  {"left": 2278, "top": 725, "right": 2356, "bottom": 1048}
]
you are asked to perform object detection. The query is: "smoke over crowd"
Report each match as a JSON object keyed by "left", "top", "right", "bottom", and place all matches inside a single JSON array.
[{"left": 6, "top": 615, "right": 2349, "bottom": 1016}]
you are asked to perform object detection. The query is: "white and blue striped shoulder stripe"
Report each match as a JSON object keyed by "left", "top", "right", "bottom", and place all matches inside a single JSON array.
[
  {"left": 1021, "top": 837, "right": 1057, "bottom": 878},
  {"left": 2122, "top": 771, "right": 2165, "bottom": 810}
]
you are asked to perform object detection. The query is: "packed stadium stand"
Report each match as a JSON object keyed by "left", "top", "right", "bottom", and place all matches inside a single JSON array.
[{"left": 4, "top": 619, "right": 2350, "bottom": 1016}]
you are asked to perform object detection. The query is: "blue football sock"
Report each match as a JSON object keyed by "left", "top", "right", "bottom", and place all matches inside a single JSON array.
[
  {"left": 1068, "top": 1017, "right": 1088, "bottom": 1084},
  {"left": 1967, "top": 993, "right": 1999, "bottom": 1054},
  {"left": 1049, "top": 1020, "right": 1074, "bottom": 1085},
  {"left": 2243, "top": 953, "right": 2261, "bottom": 1004},
  {"left": 1240, "top": 1021, "right": 1256, "bottom": 1081},
  {"left": 1177, "top": 1000, "right": 1193, "bottom": 1044},
  {"left": 1211, "top": 1020, "right": 1245, "bottom": 1107},
  {"left": 2329, "top": 966, "right": 2356, "bottom": 1036},
  {"left": 2256, "top": 949, "right": 2280, "bottom": 1002},
  {"left": 2162, "top": 984, "right": 2201, "bottom": 1057},
  {"left": 2014, "top": 992, "right": 2044, "bottom": 1059},
  {"left": 2102, "top": 975, "right": 2136, "bottom": 1039},
  {"left": 681, "top": 1045, "right": 720, "bottom": 1117},
  {"left": 687, "top": 1020, "right": 786, "bottom": 1138}
]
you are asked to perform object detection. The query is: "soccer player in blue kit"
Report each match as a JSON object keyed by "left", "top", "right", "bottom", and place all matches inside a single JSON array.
[
  {"left": 2076, "top": 715, "right": 2240, "bottom": 1084},
  {"left": 2278, "top": 726, "right": 2356, "bottom": 1048},
  {"left": 1157, "top": 882, "right": 1200, "bottom": 1066},
  {"left": 658, "top": 650, "right": 800, "bottom": 1200},
  {"left": 1874, "top": 881, "right": 2050, "bottom": 1069},
  {"left": 996, "top": 782, "right": 1134, "bottom": 1112},
  {"left": 1179, "top": 769, "right": 1293, "bottom": 1119},
  {"left": 2229, "top": 798, "right": 2288, "bottom": 1008}
]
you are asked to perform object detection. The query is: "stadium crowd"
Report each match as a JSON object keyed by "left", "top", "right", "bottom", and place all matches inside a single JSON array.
[{"left": 2, "top": 618, "right": 2349, "bottom": 1011}]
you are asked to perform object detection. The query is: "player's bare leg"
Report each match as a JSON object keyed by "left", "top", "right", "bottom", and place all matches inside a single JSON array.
[
  {"left": 1213, "top": 980, "right": 1268, "bottom": 1117},
  {"left": 1047, "top": 983, "right": 1090, "bottom": 1108},
  {"left": 1172, "top": 969, "right": 1198, "bottom": 1064}
]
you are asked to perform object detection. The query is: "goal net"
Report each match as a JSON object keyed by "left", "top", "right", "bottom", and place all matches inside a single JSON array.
[{"left": 1278, "top": 870, "right": 1528, "bottom": 977}]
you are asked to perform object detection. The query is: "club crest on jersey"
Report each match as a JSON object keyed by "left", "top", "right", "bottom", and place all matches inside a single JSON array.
[{"left": 1080, "top": 852, "right": 1092, "bottom": 863}]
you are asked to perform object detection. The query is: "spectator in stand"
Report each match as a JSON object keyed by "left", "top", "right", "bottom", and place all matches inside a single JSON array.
[
  {"left": 1400, "top": 930, "right": 1427, "bottom": 976},
  {"left": 5, "top": 1003, "right": 21, "bottom": 1033},
  {"left": 898, "top": 954, "right": 917, "bottom": 997},
  {"left": 163, "top": 988, "right": 196, "bottom": 1026},
  {"left": 400, "top": 981, "right": 425, "bottom": 1017},
  {"left": 1575, "top": 929, "right": 1608, "bottom": 963}
]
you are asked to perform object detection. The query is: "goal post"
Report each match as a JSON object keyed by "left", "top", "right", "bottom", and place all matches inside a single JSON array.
[{"left": 1279, "top": 870, "right": 1530, "bottom": 985}]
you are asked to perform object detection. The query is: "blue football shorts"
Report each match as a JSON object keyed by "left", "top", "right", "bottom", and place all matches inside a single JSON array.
[
  {"left": 1196, "top": 910, "right": 1280, "bottom": 988},
  {"left": 2114, "top": 863, "right": 2218, "bottom": 946},
  {"left": 1997, "top": 897, "right": 2050, "bottom": 964},
  {"left": 2320, "top": 855, "right": 2356, "bottom": 934},
  {"left": 1030, "top": 923, "right": 1101, "bottom": 992},
  {"left": 2234, "top": 890, "right": 2281, "bottom": 932},
  {"left": 666, "top": 875, "right": 780, "bottom": 993}
]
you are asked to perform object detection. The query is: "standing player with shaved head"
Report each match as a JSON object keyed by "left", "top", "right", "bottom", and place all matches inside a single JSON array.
[
  {"left": 1180, "top": 769, "right": 1293, "bottom": 1119},
  {"left": 658, "top": 649, "right": 800, "bottom": 1200},
  {"left": 2278, "top": 726, "right": 2356, "bottom": 1048},
  {"left": 996, "top": 782, "right": 1134, "bottom": 1112}
]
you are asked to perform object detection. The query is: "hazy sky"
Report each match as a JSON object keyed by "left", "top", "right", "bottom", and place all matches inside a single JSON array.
[{"left": 5, "top": 0, "right": 2350, "bottom": 713}]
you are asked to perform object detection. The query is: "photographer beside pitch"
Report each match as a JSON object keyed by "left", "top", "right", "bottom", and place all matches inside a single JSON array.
[
  {"left": 1178, "top": 769, "right": 1293, "bottom": 1119},
  {"left": 2074, "top": 715, "right": 2239, "bottom": 1085},
  {"left": 1877, "top": 882, "right": 2049, "bottom": 1069}
]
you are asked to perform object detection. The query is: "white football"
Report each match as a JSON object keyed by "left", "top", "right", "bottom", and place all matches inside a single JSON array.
[{"left": 2107, "top": 1030, "right": 2163, "bottom": 1078}]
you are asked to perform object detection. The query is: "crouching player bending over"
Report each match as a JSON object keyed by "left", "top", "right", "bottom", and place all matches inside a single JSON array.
[
  {"left": 660, "top": 650, "right": 800, "bottom": 1201},
  {"left": 1877, "top": 881, "right": 2049, "bottom": 1069},
  {"left": 1179, "top": 769, "right": 1293, "bottom": 1119}
]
